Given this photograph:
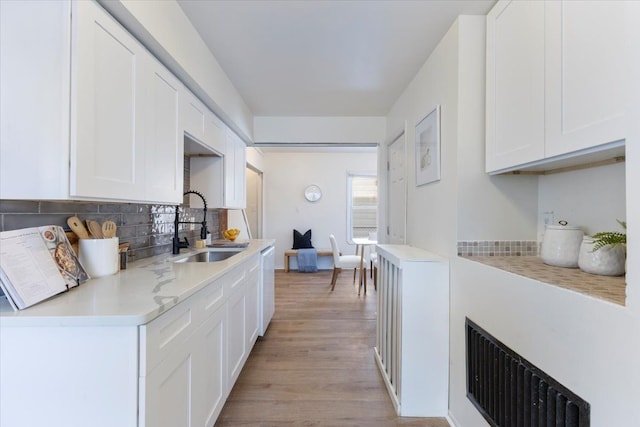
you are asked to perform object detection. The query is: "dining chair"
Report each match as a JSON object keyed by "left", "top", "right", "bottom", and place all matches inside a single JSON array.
[
  {"left": 371, "top": 254, "right": 378, "bottom": 290},
  {"left": 329, "top": 234, "right": 362, "bottom": 291}
]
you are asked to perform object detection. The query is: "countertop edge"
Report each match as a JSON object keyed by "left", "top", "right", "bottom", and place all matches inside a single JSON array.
[
  {"left": 458, "top": 255, "right": 626, "bottom": 306},
  {"left": 0, "top": 239, "right": 276, "bottom": 327}
]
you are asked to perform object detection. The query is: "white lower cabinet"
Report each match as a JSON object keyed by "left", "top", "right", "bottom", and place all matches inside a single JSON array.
[
  {"left": 245, "top": 257, "right": 261, "bottom": 346},
  {"left": 141, "top": 337, "right": 196, "bottom": 427},
  {"left": 140, "top": 254, "right": 261, "bottom": 427},
  {"left": 196, "top": 305, "right": 227, "bottom": 427},
  {"left": 226, "top": 280, "right": 247, "bottom": 388},
  {"left": 0, "top": 326, "right": 139, "bottom": 427},
  {"left": 0, "top": 249, "right": 270, "bottom": 427},
  {"left": 142, "top": 304, "right": 227, "bottom": 427}
]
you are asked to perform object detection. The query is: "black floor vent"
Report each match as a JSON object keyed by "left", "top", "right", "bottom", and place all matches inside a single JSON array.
[{"left": 466, "top": 318, "right": 590, "bottom": 427}]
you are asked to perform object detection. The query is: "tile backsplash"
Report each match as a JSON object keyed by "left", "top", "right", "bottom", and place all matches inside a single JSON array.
[
  {"left": 0, "top": 156, "right": 225, "bottom": 262},
  {"left": 457, "top": 240, "right": 538, "bottom": 257},
  {"left": 0, "top": 199, "right": 223, "bottom": 261}
]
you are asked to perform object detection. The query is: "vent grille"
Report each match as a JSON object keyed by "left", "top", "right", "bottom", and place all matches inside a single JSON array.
[{"left": 466, "top": 318, "right": 590, "bottom": 427}]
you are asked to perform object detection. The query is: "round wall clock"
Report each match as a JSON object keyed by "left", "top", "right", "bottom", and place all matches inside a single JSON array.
[{"left": 304, "top": 185, "right": 322, "bottom": 202}]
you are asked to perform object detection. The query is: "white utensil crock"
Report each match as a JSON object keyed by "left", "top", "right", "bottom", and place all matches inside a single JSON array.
[
  {"left": 540, "top": 222, "right": 583, "bottom": 268},
  {"left": 79, "top": 237, "right": 119, "bottom": 277},
  {"left": 578, "top": 237, "right": 626, "bottom": 276}
]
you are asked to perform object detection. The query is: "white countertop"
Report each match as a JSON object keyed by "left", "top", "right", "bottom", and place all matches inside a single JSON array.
[
  {"left": 376, "top": 244, "right": 447, "bottom": 264},
  {"left": 0, "top": 239, "right": 275, "bottom": 327}
]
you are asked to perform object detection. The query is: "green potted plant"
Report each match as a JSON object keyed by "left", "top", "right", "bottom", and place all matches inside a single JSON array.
[
  {"left": 590, "top": 220, "right": 626, "bottom": 251},
  {"left": 578, "top": 220, "right": 626, "bottom": 276}
]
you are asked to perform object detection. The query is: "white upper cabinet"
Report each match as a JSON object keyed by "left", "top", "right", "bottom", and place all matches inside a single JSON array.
[
  {"left": 224, "top": 129, "right": 247, "bottom": 209},
  {"left": 204, "top": 111, "right": 227, "bottom": 154},
  {"left": 181, "top": 90, "right": 207, "bottom": 145},
  {"left": 486, "top": 0, "right": 626, "bottom": 174},
  {"left": 73, "top": 0, "right": 183, "bottom": 203},
  {"left": 144, "top": 59, "right": 183, "bottom": 203},
  {"left": 0, "top": 0, "right": 71, "bottom": 199},
  {"left": 544, "top": 0, "right": 626, "bottom": 157},
  {"left": 180, "top": 90, "right": 226, "bottom": 155},
  {"left": 1, "top": 0, "right": 183, "bottom": 203},
  {"left": 486, "top": 0, "right": 545, "bottom": 173},
  {"left": 72, "top": 0, "right": 147, "bottom": 200}
]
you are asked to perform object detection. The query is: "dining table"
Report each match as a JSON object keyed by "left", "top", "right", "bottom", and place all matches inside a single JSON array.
[{"left": 352, "top": 237, "right": 378, "bottom": 295}]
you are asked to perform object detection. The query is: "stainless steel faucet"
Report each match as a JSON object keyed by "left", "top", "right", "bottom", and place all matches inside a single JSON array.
[{"left": 173, "top": 190, "right": 209, "bottom": 254}]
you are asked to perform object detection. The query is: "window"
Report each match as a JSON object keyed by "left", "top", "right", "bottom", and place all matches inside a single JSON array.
[{"left": 347, "top": 173, "right": 378, "bottom": 241}]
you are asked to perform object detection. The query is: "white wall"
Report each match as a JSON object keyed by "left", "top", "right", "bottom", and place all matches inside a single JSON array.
[
  {"left": 383, "top": 14, "right": 638, "bottom": 426},
  {"left": 384, "top": 19, "right": 460, "bottom": 257},
  {"left": 538, "top": 162, "right": 626, "bottom": 237},
  {"left": 100, "top": 0, "right": 254, "bottom": 142},
  {"left": 263, "top": 151, "right": 377, "bottom": 270},
  {"left": 384, "top": 16, "right": 537, "bottom": 257},
  {"left": 254, "top": 116, "right": 385, "bottom": 144},
  {"left": 246, "top": 147, "right": 265, "bottom": 171},
  {"left": 450, "top": 259, "right": 640, "bottom": 427},
  {"left": 455, "top": 18, "right": 539, "bottom": 242},
  {"left": 626, "top": 1, "right": 640, "bottom": 311}
]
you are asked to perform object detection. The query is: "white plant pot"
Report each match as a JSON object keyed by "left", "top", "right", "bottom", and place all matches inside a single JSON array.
[{"left": 578, "top": 237, "right": 626, "bottom": 276}]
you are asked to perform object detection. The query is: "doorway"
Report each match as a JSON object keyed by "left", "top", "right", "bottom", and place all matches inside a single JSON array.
[{"left": 245, "top": 166, "right": 263, "bottom": 238}]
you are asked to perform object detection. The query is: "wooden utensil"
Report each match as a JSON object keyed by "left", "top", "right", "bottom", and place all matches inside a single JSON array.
[
  {"left": 65, "top": 231, "right": 80, "bottom": 256},
  {"left": 86, "top": 219, "right": 103, "bottom": 239},
  {"left": 67, "top": 216, "right": 90, "bottom": 239},
  {"left": 102, "top": 220, "right": 117, "bottom": 239}
]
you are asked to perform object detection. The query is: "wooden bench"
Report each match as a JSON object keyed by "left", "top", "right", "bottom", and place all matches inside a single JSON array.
[{"left": 284, "top": 249, "right": 336, "bottom": 272}]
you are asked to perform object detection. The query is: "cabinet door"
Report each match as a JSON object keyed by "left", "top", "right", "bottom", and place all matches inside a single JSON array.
[
  {"left": 194, "top": 305, "right": 227, "bottom": 427},
  {"left": 224, "top": 129, "right": 247, "bottom": 208},
  {"left": 204, "top": 111, "right": 226, "bottom": 154},
  {"left": 227, "top": 283, "right": 246, "bottom": 389},
  {"left": 545, "top": 0, "right": 626, "bottom": 157},
  {"left": 144, "top": 58, "right": 183, "bottom": 204},
  {"left": 0, "top": 0, "right": 71, "bottom": 200},
  {"left": 181, "top": 90, "right": 207, "bottom": 144},
  {"left": 72, "top": 0, "right": 146, "bottom": 200},
  {"left": 485, "top": 0, "right": 545, "bottom": 173},
  {"left": 141, "top": 341, "right": 196, "bottom": 427},
  {"left": 245, "top": 262, "right": 261, "bottom": 349},
  {"left": 260, "top": 247, "right": 275, "bottom": 336}
]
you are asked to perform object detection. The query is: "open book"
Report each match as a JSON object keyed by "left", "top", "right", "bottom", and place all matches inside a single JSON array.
[{"left": 0, "top": 225, "right": 89, "bottom": 311}]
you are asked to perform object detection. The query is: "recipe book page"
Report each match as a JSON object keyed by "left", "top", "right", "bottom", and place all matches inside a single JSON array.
[{"left": 0, "top": 226, "right": 88, "bottom": 310}]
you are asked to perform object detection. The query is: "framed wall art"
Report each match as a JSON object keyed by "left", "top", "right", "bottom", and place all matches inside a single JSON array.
[{"left": 415, "top": 105, "right": 441, "bottom": 186}]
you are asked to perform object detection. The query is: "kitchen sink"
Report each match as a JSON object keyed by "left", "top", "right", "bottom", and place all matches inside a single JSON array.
[{"left": 174, "top": 249, "right": 244, "bottom": 263}]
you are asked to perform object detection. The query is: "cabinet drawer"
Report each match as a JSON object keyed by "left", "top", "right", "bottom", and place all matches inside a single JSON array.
[
  {"left": 246, "top": 256, "right": 261, "bottom": 279},
  {"left": 221, "top": 263, "right": 247, "bottom": 295},
  {"left": 140, "top": 297, "right": 198, "bottom": 376},
  {"left": 198, "top": 280, "right": 225, "bottom": 320}
]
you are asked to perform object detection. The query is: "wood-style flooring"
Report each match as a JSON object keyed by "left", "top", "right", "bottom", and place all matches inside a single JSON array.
[{"left": 215, "top": 269, "right": 450, "bottom": 427}]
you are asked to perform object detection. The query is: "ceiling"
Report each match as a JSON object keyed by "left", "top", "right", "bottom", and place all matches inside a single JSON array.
[{"left": 177, "top": 0, "right": 495, "bottom": 117}]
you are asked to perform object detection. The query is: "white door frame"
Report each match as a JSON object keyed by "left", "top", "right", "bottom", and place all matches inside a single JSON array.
[{"left": 386, "top": 128, "right": 407, "bottom": 244}]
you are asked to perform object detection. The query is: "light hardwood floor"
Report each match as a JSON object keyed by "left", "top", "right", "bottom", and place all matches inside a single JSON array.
[{"left": 215, "top": 270, "right": 450, "bottom": 427}]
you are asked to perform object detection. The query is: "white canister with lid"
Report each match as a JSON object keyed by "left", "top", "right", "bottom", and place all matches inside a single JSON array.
[{"left": 540, "top": 221, "right": 584, "bottom": 268}]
